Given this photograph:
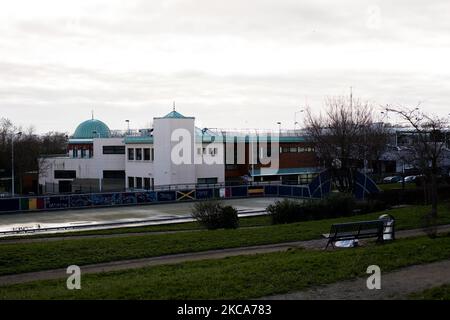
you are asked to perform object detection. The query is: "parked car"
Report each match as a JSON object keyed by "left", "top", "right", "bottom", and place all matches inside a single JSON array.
[
  {"left": 383, "top": 176, "right": 402, "bottom": 183},
  {"left": 401, "top": 175, "right": 420, "bottom": 183}
]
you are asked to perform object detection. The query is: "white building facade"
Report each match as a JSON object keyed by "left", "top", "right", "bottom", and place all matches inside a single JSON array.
[{"left": 39, "top": 110, "right": 225, "bottom": 193}]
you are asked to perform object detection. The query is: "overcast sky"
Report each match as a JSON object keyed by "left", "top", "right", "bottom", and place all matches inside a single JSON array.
[{"left": 1, "top": 0, "right": 450, "bottom": 134}]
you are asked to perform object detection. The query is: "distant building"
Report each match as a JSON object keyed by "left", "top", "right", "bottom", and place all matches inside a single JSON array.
[{"left": 39, "top": 109, "right": 321, "bottom": 194}]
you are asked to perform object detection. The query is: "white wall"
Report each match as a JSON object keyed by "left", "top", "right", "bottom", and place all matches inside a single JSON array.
[{"left": 153, "top": 117, "right": 197, "bottom": 186}]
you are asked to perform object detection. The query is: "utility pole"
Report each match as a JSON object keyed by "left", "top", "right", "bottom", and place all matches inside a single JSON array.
[{"left": 11, "top": 132, "right": 22, "bottom": 197}]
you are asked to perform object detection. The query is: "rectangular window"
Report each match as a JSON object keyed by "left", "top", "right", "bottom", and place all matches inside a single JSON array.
[
  {"left": 144, "top": 148, "right": 151, "bottom": 161},
  {"left": 197, "top": 177, "right": 218, "bottom": 184},
  {"left": 289, "top": 147, "right": 297, "bottom": 153},
  {"left": 128, "top": 177, "right": 135, "bottom": 188},
  {"left": 54, "top": 170, "right": 76, "bottom": 179},
  {"left": 80, "top": 149, "right": 86, "bottom": 158},
  {"left": 136, "top": 177, "right": 143, "bottom": 189},
  {"left": 103, "top": 146, "right": 125, "bottom": 154},
  {"left": 73, "top": 148, "right": 78, "bottom": 158},
  {"left": 103, "top": 171, "right": 125, "bottom": 179},
  {"left": 144, "top": 178, "right": 151, "bottom": 190},
  {"left": 128, "top": 148, "right": 135, "bottom": 161},
  {"left": 136, "top": 148, "right": 142, "bottom": 161}
]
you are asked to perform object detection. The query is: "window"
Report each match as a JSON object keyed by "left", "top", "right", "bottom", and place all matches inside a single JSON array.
[
  {"left": 80, "top": 149, "right": 86, "bottom": 158},
  {"left": 103, "top": 146, "right": 125, "bottom": 154},
  {"left": 208, "top": 148, "right": 218, "bottom": 156},
  {"left": 54, "top": 170, "right": 76, "bottom": 179},
  {"left": 128, "top": 177, "right": 135, "bottom": 188},
  {"left": 144, "top": 148, "right": 151, "bottom": 161},
  {"left": 144, "top": 178, "right": 151, "bottom": 190},
  {"left": 197, "top": 177, "right": 218, "bottom": 184},
  {"left": 128, "top": 148, "right": 135, "bottom": 161},
  {"left": 136, "top": 177, "right": 143, "bottom": 189},
  {"left": 136, "top": 148, "right": 142, "bottom": 161},
  {"left": 151, "top": 148, "right": 155, "bottom": 161},
  {"left": 289, "top": 147, "right": 297, "bottom": 153},
  {"left": 103, "top": 171, "right": 125, "bottom": 179}
]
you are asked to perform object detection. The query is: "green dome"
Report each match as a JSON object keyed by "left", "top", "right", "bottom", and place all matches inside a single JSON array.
[{"left": 73, "top": 119, "right": 111, "bottom": 139}]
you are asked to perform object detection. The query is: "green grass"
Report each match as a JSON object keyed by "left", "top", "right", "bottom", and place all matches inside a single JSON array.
[
  {"left": 1, "top": 234, "right": 450, "bottom": 299},
  {"left": 0, "top": 204, "right": 449, "bottom": 277},
  {"left": 378, "top": 183, "right": 417, "bottom": 191},
  {"left": 410, "top": 284, "right": 450, "bottom": 300}
]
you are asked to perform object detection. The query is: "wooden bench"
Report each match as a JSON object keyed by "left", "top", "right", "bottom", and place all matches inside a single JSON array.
[{"left": 324, "top": 220, "right": 385, "bottom": 249}]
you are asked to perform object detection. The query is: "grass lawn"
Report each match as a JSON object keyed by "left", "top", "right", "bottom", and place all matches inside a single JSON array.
[
  {"left": 0, "top": 204, "right": 449, "bottom": 276},
  {"left": 378, "top": 183, "right": 417, "bottom": 191},
  {"left": 410, "top": 284, "right": 450, "bottom": 300},
  {"left": 1, "top": 234, "right": 450, "bottom": 299}
]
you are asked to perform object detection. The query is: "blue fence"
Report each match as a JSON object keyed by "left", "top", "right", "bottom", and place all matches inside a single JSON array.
[
  {"left": 0, "top": 184, "right": 320, "bottom": 214},
  {"left": 0, "top": 170, "right": 379, "bottom": 213}
]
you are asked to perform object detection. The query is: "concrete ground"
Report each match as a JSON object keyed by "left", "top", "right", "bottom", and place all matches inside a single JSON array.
[{"left": 0, "top": 197, "right": 281, "bottom": 233}]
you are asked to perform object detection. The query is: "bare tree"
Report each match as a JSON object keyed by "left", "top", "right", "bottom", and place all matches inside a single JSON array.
[
  {"left": 0, "top": 117, "right": 68, "bottom": 194},
  {"left": 305, "top": 96, "right": 389, "bottom": 192},
  {"left": 385, "top": 106, "right": 448, "bottom": 237}
]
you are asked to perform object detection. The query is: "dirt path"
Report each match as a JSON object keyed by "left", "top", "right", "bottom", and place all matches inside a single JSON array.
[
  {"left": 262, "top": 259, "right": 450, "bottom": 300},
  {"left": 0, "top": 225, "right": 449, "bottom": 287}
]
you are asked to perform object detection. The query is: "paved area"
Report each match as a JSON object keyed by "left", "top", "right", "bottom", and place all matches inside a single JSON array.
[
  {"left": 0, "top": 197, "right": 281, "bottom": 235},
  {"left": 262, "top": 259, "right": 450, "bottom": 300},
  {"left": 1, "top": 224, "right": 449, "bottom": 287}
]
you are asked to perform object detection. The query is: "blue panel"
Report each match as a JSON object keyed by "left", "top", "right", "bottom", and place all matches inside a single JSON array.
[
  {"left": 196, "top": 188, "right": 214, "bottom": 200},
  {"left": 45, "top": 196, "right": 70, "bottom": 209},
  {"left": 292, "top": 186, "right": 302, "bottom": 197},
  {"left": 136, "top": 192, "right": 156, "bottom": 203},
  {"left": 231, "top": 186, "right": 248, "bottom": 197},
  {"left": 309, "top": 170, "right": 332, "bottom": 198},
  {"left": 70, "top": 195, "right": 92, "bottom": 208},
  {"left": 353, "top": 171, "right": 380, "bottom": 199},
  {"left": 0, "top": 199, "right": 20, "bottom": 211},
  {"left": 121, "top": 193, "right": 137, "bottom": 204},
  {"left": 264, "top": 185, "right": 278, "bottom": 195},
  {"left": 279, "top": 186, "right": 292, "bottom": 196},
  {"left": 92, "top": 193, "right": 122, "bottom": 206},
  {"left": 157, "top": 191, "right": 176, "bottom": 202}
]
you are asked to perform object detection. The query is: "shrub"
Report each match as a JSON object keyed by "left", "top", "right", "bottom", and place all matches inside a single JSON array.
[
  {"left": 268, "top": 193, "right": 359, "bottom": 225},
  {"left": 220, "top": 206, "right": 239, "bottom": 229},
  {"left": 191, "top": 201, "right": 239, "bottom": 230},
  {"left": 267, "top": 199, "right": 305, "bottom": 224}
]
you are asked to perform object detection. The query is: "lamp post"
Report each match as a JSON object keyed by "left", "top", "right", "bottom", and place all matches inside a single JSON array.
[
  {"left": 125, "top": 120, "right": 130, "bottom": 135},
  {"left": 11, "top": 131, "right": 22, "bottom": 197},
  {"left": 294, "top": 110, "right": 304, "bottom": 130}
]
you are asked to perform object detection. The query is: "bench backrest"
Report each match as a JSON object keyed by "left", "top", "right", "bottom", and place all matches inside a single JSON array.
[{"left": 330, "top": 220, "right": 384, "bottom": 240}]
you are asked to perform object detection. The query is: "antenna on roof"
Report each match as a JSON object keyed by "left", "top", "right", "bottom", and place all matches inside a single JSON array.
[
  {"left": 91, "top": 110, "right": 94, "bottom": 120},
  {"left": 173, "top": 101, "right": 176, "bottom": 112}
]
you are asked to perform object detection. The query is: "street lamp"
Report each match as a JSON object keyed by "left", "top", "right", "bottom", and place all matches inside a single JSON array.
[
  {"left": 277, "top": 122, "right": 281, "bottom": 134},
  {"left": 11, "top": 131, "right": 22, "bottom": 197},
  {"left": 125, "top": 120, "right": 130, "bottom": 135},
  {"left": 294, "top": 110, "right": 304, "bottom": 130}
]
